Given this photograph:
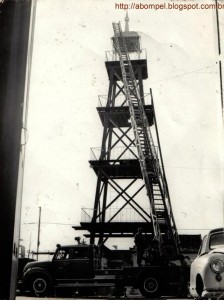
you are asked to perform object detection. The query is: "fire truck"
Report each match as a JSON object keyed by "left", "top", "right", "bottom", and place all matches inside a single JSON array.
[{"left": 19, "top": 243, "right": 190, "bottom": 298}]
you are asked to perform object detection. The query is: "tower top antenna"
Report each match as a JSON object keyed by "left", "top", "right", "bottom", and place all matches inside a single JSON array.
[{"left": 125, "top": 10, "right": 129, "bottom": 32}]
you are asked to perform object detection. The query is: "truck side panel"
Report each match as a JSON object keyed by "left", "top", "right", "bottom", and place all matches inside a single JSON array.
[{"left": 123, "top": 265, "right": 190, "bottom": 289}]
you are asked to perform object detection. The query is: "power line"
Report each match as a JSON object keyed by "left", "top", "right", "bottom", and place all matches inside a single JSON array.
[
  {"left": 21, "top": 222, "right": 74, "bottom": 225},
  {"left": 150, "top": 63, "right": 217, "bottom": 84}
]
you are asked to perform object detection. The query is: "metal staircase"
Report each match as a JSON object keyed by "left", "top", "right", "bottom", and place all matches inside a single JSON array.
[{"left": 112, "top": 22, "right": 180, "bottom": 259}]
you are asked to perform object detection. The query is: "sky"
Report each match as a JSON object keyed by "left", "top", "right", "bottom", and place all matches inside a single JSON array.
[{"left": 20, "top": 0, "right": 224, "bottom": 256}]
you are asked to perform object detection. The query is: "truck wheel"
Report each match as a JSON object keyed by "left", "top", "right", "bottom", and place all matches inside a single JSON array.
[
  {"left": 139, "top": 275, "right": 161, "bottom": 298},
  {"left": 30, "top": 275, "right": 51, "bottom": 297}
]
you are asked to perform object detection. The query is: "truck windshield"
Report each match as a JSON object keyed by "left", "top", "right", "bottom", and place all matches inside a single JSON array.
[
  {"left": 210, "top": 232, "right": 224, "bottom": 250},
  {"left": 54, "top": 249, "right": 69, "bottom": 260},
  {"left": 54, "top": 247, "right": 89, "bottom": 260}
]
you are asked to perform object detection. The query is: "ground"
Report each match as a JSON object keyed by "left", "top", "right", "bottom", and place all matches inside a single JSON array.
[{"left": 17, "top": 297, "right": 189, "bottom": 300}]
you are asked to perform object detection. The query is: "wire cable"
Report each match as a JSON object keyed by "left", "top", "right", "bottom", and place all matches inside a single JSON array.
[{"left": 150, "top": 63, "right": 217, "bottom": 84}]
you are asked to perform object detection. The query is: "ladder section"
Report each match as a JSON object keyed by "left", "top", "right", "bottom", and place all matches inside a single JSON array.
[
  {"left": 112, "top": 22, "right": 180, "bottom": 258},
  {"left": 152, "top": 183, "right": 165, "bottom": 216}
]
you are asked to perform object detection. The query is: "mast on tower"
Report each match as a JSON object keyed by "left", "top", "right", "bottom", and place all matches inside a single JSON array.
[{"left": 125, "top": 11, "right": 129, "bottom": 32}]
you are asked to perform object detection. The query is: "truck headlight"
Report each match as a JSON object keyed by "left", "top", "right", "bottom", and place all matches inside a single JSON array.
[{"left": 210, "top": 259, "right": 224, "bottom": 273}]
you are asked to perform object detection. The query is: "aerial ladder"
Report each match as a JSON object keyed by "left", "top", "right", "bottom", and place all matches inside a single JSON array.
[{"left": 112, "top": 22, "right": 181, "bottom": 260}]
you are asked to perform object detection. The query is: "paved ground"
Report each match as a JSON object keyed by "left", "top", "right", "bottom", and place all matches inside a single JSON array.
[
  {"left": 16, "top": 287, "right": 144, "bottom": 299},
  {"left": 17, "top": 298, "right": 140, "bottom": 300},
  {"left": 16, "top": 294, "right": 144, "bottom": 299},
  {"left": 16, "top": 296, "right": 187, "bottom": 300},
  {"left": 17, "top": 296, "right": 189, "bottom": 300},
  {"left": 17, "top": 298, "right": 142, "bottom": 300},
  {"left": 16, "top": 287, "right": 190, "bottom": 299}
]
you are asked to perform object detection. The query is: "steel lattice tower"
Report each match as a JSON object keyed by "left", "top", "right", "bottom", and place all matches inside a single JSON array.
[{"left": 75, "top": 16, "right": 180, "bottom": 258}]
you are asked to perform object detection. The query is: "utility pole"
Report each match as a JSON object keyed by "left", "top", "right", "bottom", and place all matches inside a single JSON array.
[
  {"left": 36, "top": 206, "right": 41, "bottom": 261},
  {"left": 215, "top": 0, "right": 223, "bottom": 114},
  {"left": 215, "top": 0, "right": 221, "bottom": 55}
]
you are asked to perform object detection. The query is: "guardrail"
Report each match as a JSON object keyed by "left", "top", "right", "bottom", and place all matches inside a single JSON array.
[
  {"left": 90, "top": 145, "right": 159, "bottom": 161},
  {"left": 90, "top": 146, "right": 138, "bottom": 160},
  {"left": 81, "top": 207, "right": 150, "bottom": 223},
  {"left": 98, "top": 92, "right": 152, "bottom": 107},
  {"left": 105, "top": 48, "right": 147, "bottom": 62}
]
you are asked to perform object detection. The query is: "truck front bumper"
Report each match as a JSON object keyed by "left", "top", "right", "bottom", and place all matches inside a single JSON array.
[{"left": 202, "top": 289, "right": 224, "bottom": 298}]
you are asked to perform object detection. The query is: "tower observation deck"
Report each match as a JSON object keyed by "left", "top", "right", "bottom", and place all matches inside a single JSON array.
[{"left": 74, "top": 16, "right": 181, "bottom": 259}]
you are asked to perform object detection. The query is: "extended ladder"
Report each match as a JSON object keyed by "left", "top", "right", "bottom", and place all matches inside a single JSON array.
[{"left": 112, "top": 22, "right": 180, "bottom": 258}]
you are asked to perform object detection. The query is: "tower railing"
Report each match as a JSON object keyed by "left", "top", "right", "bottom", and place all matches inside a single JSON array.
[
  {"left": 98, "top": 93, "right": 152, "bottom": 107},
  {"left": 90, "top": 146, "right": 138, "bottom": 161},
  {"left": 90, "top": 145, "right": 159, "bottom": 161},
  {"left": 105, "top": 48, "right": 147, "bottom": 62},
  {"left": 81, "top": 207, "right": 152, "bottom": 223}
]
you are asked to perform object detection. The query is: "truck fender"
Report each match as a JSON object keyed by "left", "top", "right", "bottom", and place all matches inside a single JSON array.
[{"left": 23, "top": 267, "right": 53, "bottom": 288}]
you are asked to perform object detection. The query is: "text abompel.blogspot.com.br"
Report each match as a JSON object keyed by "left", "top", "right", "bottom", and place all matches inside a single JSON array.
[{"left": 115, "top": 2, "right": 224, "bottom": 11}]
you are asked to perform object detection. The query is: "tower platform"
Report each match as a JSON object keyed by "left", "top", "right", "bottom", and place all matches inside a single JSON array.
[
  {"left": 89, "top": 159, "right": 158, "bottom": 180},
  {"left": 73, "top": 221, "right": 162, "bottom": 238},
  {"left": 105, "top": 59, "right": 148, "bottom": 81},
  {"left": 89, "top": 159, "right": 141, "bottom": 179},
  {"left": 97, "top": 105, "right": 154, "bottom": 128}
]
